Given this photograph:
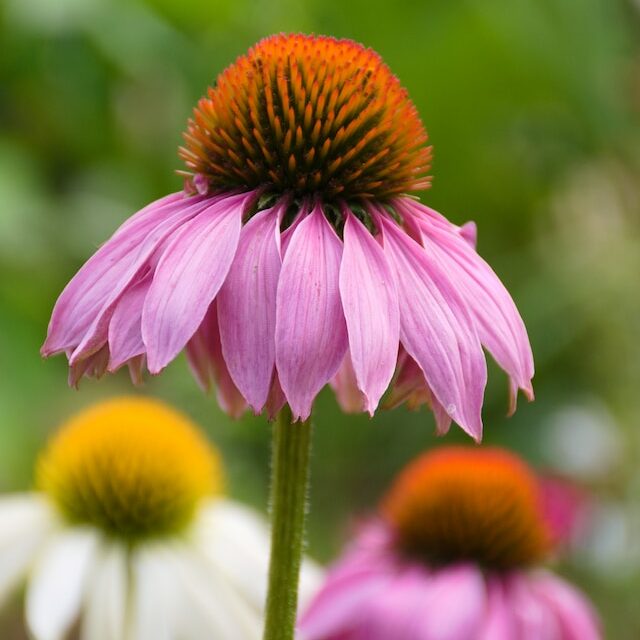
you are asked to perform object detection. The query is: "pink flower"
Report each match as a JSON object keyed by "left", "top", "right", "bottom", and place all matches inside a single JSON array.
[
  {"left": 42, "top": 34, "right": 533, "bottom": 439},
  {"left": 300, "top": 448, "right": 601, "bottom": 640}
]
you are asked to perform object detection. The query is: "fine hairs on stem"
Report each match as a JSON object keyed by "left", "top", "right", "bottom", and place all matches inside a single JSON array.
[{"left": 263, "top": 407, "right": 313, "bottom": 640}]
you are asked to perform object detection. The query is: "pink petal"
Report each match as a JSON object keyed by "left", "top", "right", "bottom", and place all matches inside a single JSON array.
[
  {"left": 393, "top": 197, "right": 464, "bottom": 238},
  {"left": 112, "top": 192, "right": 190, "bottom": 237},
  {"left": 384, "top": 351, "right": 430, "bottom": 410},
  {"left": 424, "top": 386, "right": 452, "bottom": 436},
  {"left": 217, "top": 204, "right": 284, "bottom": 411},
  {"left": 67, "top": 197, "right": 212, "bottom": 363},
  {"left": 477, "top": 578, "right": 517, "bottom": 640},
  {"left": 459, "top": 221, "right": 477, "bottom": 248},
  {"left": 142, "top": 192, "right": 253, "bottom": 374},
  {"left": 127, "top": 355, "right": 146, "bottom": 385},
  {"left": 331, "top": 354, "right": 367, "bottom": 414},
  {"left": 386, "top": 351, "right": 452, "bottom": 435},
  {"left": 423, "top": 223, "right": 534, "bottom": 408},
  {"left": 358, "top": 567, "right": 432, "bottom": 640},
  {"left": 275, "top": 205, "right": 348, "bottom": 420},
  {"left": 42, "top": 192, "right": 202, "bottom": 355},
  {"left": 531, "top": 572, "right": 601, "bottom": 640},
  {"left": 299, "top": 560, "right": 391, "bottom": 639},
  {"left": 68, "top": 344, "right": 109, "bottom": 388},
  {"left": 417, "top": 564, "right": 486, "bottom": 640},
  {"left": 339, "top": 212, "right": 399, "bottom": 415},
  {"left": 192, "top": 173, "right": 210, "bottom": 195},
  {"left": 378, "top": 214, "right": 486, "bottom": 440},
  {"left": 107, "top": 277, "right": 150, "bottom": 371},
  {"left": 185, "top": 320, "right": 214, "bottom": 393},
  {"left": 506, "top": 573, "right": 563, "bottom": 640},
  {"left": 185, "top": 303, "right": 247, "bottom": 418},
  {"left": 280, "top": 201, "right": 310, "bottom": 254},
  {"left": 265, "top": 374, "right": 287, "bottom": 420},
  {"left": 400, "top": 198, "right": 534, "bottom": 411}
]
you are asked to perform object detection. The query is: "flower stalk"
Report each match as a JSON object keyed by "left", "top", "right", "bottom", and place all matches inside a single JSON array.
[{"left": 263, "top": 406, "right": 312, "bottom": 640}]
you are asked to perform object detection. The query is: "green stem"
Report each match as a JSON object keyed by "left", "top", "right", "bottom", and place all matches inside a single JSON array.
[{"left": 263, "top": 406, "right": 313, "bottom": 640}]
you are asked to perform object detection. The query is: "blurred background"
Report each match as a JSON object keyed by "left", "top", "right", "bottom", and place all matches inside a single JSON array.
[{"left": 1, "top": 0, "right": 639, "bottom": 636}]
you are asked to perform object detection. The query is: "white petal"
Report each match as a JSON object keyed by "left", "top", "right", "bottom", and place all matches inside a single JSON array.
[
  {"left": 81, "top": 543, "right": 128, "bottom": 640},
  {"left": 298, "top": 559, "right": 325, "bottom": 611},
  {"left": 193, "top": 500, "right": 271, "bottom": 610},
  {"left": 0, "top": 495, "right": 54, "bottom": 603},
  {"left": 193, "top": 500, "right": 323, "bottom": 614},
  {"left": 171, "top": 548, "right": 262, "bottom": 640},
  {"left": 129, "top": 545, "right": 178, "bottom": 640},
  {"left": 26, "top": 528, "right": 99, "bottom": 640}
]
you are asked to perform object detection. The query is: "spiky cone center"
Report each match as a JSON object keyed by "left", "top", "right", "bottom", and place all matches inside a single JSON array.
[
  {"left": 37, "top": 397, "right": 222, "bottom": 541},
  {"left": 382, "top": 447, "right": 551, "bottom": 570},
  {"left": 180, "top": 33, "right": 431, "bottom": 202}
]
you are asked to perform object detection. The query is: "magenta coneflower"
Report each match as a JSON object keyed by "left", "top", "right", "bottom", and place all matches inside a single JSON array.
[
  {"left": 300, "top": 447, "right": 601, "bottom": 640},
  {"left": 42, "top": 33, "right": 533, "bottom": 440}
]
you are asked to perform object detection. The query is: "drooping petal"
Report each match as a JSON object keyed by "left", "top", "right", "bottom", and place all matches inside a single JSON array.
[
  {"left": 143, "top": 192, "right": 253, "bottom": 374},
  {"left": 378, "top": 214, "right": 486, "bottom": 440},
  {"left": 111, "top": 192, "right": 196, "bottom": 238},
  {"left": 275, "top": 205, "right": 348, "bottom": 420},
  {"left": 42, "top": 193, "right": 205, "bottom": 356},
  {"left": 330, "top": 354, "right": 366, "bottom": 414},
  {"left": 384, "top": 350, "right": 430, "bottom": 410},
  {"left": 0, "top": 495, "right": 53, "bottom": 603},
  {"left": 127, "top": 355, "right": 146, "bottom": 385},
  {"left": 531, "top": 572, "right": 601, "bottom": 640},
  {"left": 81, "top": 543, "right": 128, "bottom": 640},
  {"left": 69, "top": 198, "right": 213, "bottom": 364},
  {"left": 399, "top": 198, "right": 534, "bottom": 411},
  {"left": 68, "top": 344, "right": 109, "bottom": 388},
  {"left": 186, "top": 303, "right": 248, "bottom": 418},
  {"left": 26, "top": 529, "right": 99, "bottom": 640},
  {"left": 218, "top": 204, "right": 284, "bottom": 411},
  {"left": 265, "top": 374, "right": 287, "bottom": 420},
  {"left": 385, "top": 350, "right": 452, "bottom": 435},
  {"left": 107, "top": 277, "right": 150, "bottom": 371},
  {"left": 421, "top": 220, "right": 534, "bottom": 407},
  {"left": 392, "top": 197, "right": 463, "bottom": 238},
  {"left": 339, "top": 212, "right": 399, "bottom": 414},
  {"left": 185, "top": 317, "right": 214, "bottom": 393}
]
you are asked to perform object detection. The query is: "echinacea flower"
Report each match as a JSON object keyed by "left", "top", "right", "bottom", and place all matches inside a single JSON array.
[
  {"left": 42, "top": 33, "right": 533, "bottom": 440},
  {"left": 0, "top": 397, "right": 320, "bottom": 640},
  {"left": 300, "top": 447, "right": 601, "bottom": 640}
]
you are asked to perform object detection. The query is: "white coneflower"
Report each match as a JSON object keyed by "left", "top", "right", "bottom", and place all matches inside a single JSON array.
[{"left": 0, "top": 397, "right": 321, "bottom": 640}]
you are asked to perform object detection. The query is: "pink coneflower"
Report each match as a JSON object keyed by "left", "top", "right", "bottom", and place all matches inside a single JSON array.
[
  {"left": 300, "top": 447, "right": 601, "bottom": 640},
  {"left": 42, "top": 33, "right": 533, "bottom": 439}
]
